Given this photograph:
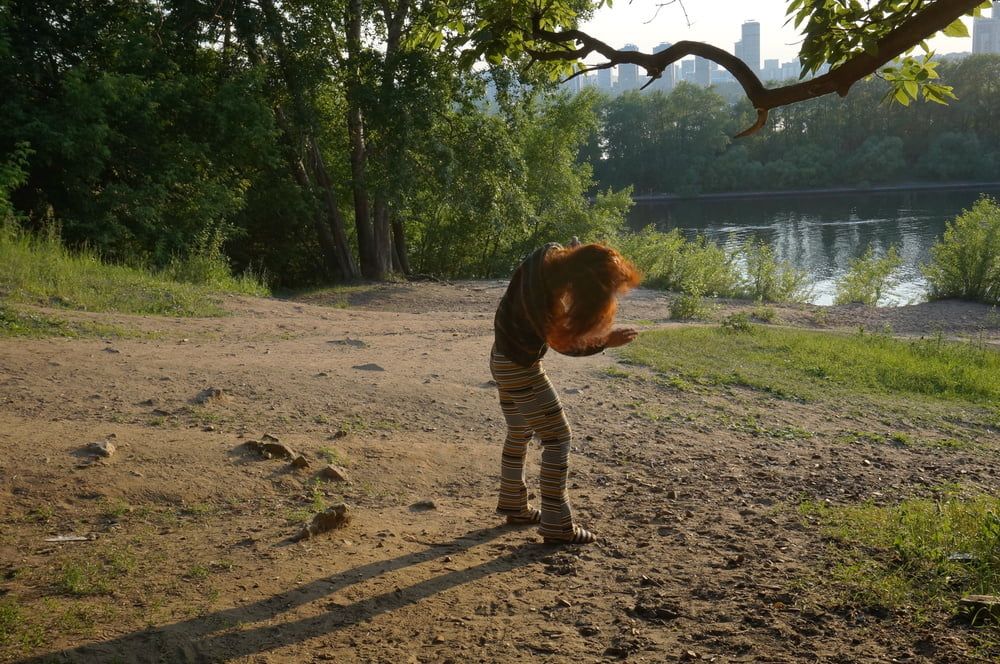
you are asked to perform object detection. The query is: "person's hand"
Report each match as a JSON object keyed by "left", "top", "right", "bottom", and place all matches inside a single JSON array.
[{"left": 605, "top": 327, "right": 638, "bottom": 348}]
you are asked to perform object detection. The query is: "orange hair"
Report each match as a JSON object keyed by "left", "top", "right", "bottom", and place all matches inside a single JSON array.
[{"left": 543, "top": 243, "right": 641, "bottom": 353}]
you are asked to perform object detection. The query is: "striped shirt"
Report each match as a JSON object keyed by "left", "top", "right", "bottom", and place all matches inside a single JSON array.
[{"left": 493, "top": 243, "right": 606, "bottom": 367}]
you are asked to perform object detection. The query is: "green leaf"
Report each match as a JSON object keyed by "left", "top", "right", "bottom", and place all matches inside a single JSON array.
[
  {"left": 903, "top": 80, "right": 918, "bottom": 99},
  {"left": 893, "top": 87, "right": 911, "bottom": 106},
  {"left": 942, "top": 19, "right": 970, "bottom": 38}
]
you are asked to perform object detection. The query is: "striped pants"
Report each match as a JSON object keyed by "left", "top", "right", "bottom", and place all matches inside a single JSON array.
[{"left": 490, "top": 344, "right": 575, "bottom": 539}]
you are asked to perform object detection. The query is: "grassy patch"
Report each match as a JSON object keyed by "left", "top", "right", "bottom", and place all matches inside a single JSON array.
[
  {"left": 0, "top": 598, "right": 44, "bottom": 651},
  {"left": 58, "top": 546, "right": 136, "bottom": 596},
  {"left": 800, "top": 495, "right": 1000, "bottom": 617},
  {"left": 319, "top": 447, "right": 350, "bottom": 466},
  {"left": 1, "top": 224, "right": 266, "bottom": 317},
  {"left": 0, "top": 304, "right": 139, "bottom": 339},
  {"left": 602, "top": 366, "right": 631, "bottom": 380},
  {"left": 621, "top": 326, "right": 1000, "bottom": 406}
]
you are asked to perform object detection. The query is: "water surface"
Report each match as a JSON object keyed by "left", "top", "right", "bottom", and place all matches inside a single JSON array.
[{"left": 628, "top": 187, "right": 1000, "bottom": 305}]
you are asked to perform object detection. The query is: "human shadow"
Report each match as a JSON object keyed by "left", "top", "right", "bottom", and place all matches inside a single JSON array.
[{"left": 16, "top": 524, "right": 549, "bottom": 663}]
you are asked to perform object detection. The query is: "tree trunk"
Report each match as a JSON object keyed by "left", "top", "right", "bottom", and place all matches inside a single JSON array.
[
  {"left": 308, "top": 138, "right": 360, "bottom": 280},
  {"left": 390, "top": 209, "right": 411, "bottom": 275},
  {"left": 372, "top": 194, "right": 393, "bottom": 277},
  {"left": 272, "top": 108, "right": 348, "bottom": 280},
  {"left": 248, "top": 0, "right": 360, "bottom": 280},
  {"left": 345, "top": 0, "right": 378, "bottom": 279}
]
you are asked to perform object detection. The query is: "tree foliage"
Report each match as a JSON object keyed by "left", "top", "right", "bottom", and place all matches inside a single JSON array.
[
  {"left": 587, "top": 57, "right": 1000, "bottom": 195},
  {"left": 1, "top": 1, "right": 995, "bottom": 288}
]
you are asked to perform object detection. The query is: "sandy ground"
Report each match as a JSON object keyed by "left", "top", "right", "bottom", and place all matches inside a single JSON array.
[{"left": 1, "top": 283, "right": 998, "bottom": 663}]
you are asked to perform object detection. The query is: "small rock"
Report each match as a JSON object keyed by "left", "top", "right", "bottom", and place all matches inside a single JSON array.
[
  {"left": 556, "top": 597, "right": 572, "bottom": 608},
  {"left": 432, "top": 634, "right": 445, "bottom": 644},
  {"left": 194, "top": 387, "right": 229, "bottom": 404},
  {"left": 958, "top": 595, "right": 1000, "bottom": 625},
  {"left": 83, "top": 440, "right": 116, "bottom": 458},
  {"left": 352, "top": 363, "right": 384, "bottom": 372},
  {"left": 290, "top": 455, "right": 310, "bottom": 469},
  {"left": 563, "top": 387, "right": 581, "bottom": 395},
  {"left": 665, "top": 489, "right": 678, "bottom": 499},
  {"left": 862, "top": 459, "right": 872, "bottom": 466},
  {"left": 293, "top": 503, "right": 350, "bottom": 541},
  {"left": 103, "top": 347, "right": 121, "bottom": 354},
  {"left": 328, "top": 338, "right": 367, "bottom": 348},
  {"left": 317, "top": 465, "right": 350, "bottom": 482},
  {"left": 410, "top": 499, "right": 437, "bottom": 511},
  {"left": 244, "top": 439, "right": 297, "bottom": 459}
]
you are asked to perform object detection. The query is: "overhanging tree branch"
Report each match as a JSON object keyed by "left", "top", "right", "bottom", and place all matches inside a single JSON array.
[{"left": 528, "top": 0, "right": 984, "bottom": 137}]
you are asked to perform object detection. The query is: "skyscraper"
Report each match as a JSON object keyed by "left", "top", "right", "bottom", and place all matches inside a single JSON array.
[
  {"left": 597, "top": 67, "right": 612, "bottom": 92},
  {"left": 680, "top": 58, "right": 696, "bottom": 83},
  {"left": 617, "top": 44, "right": 640, "bottom": 91},
  {"left": 973, "top": 2, "right": 1000, "bottom": 54},
  {"left": 651, "top": 42, "right": 675, "bottom": 92},
  {"left": 762, "top": 59, "right": 781, "bottom": 82},
  {"left": 694, "top": 56, "right": 711, "bottom": 86},
  {"left": 734, "top": 20, "right": 761, "bottom": 74}
]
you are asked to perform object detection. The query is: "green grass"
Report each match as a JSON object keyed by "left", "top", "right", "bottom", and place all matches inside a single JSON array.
[
  {"left": 800, "top": 495, "right": 1000, "bottom": 616},
  {"left": 0, "top": 599, "right": 20, "bottom": 646},
  {"left": 621, "top": 326, "right": 1000, "bottom": 406},
  {"left": 0, "top": 304, "right": 139, "bottom": 339},
  {"left": 0, "top": 598, "right": 44, "bottom": 651},
  {"left": 58, "top": 546, "right": 136, "bottom": 596},
  {"left": 0, "top": 223, "right": 267, "bottom": 317},
  {"left": 319, "top": 447, "right": 350, "bottom": 466}
]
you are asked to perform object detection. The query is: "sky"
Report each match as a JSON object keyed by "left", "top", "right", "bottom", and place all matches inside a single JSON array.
[{"left": 579, "top": 1, "right": 975, "bottom": 65}]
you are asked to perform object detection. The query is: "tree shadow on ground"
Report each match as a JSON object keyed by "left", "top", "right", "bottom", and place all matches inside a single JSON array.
[{"left": 17, "top": 524, "right": 549, "bottom": 663}]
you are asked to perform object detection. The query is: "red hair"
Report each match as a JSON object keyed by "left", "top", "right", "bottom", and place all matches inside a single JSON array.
[{"left": 543, "top": 243, "right": 641, "bottom": 353}]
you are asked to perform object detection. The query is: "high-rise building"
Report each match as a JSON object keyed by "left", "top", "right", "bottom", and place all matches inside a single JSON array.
[
  {"left": 734, "top": 20, "right": 761, "bottom": 74},
  {"left": 694, "top": 56, "right": 711, "bottom": 86},
  {"left": 560, "top": 74, "right": 581, "bottom": 94},
  {"left": 617, "top": 44, "right": 641, "bottom": 92},
  {"left": 597, "top": 67, "right": 613, "bottom": 92},
  {"left": 762, "top": 58, "right": 781, "bottom": 82},
  {"left": 973, "top": 2, "right": 1000, "bottom": 54},
  {"left": 680, "top": 58, "right": 696, "bottom": 83},
  {"left": 781, "top": 59, "right": 800, "bottom": 81},
  {"left": 650, "top": 42, "right": 675, "bottom": 92}
]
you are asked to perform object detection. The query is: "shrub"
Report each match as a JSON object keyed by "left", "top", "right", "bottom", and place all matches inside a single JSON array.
[
  {"left": 669, "top": 292, "right": 706, "bottom": 320},
  {"left": 721, "top": 311, "right": 754, "bottom": 333},
  {"left": 834, "top": 245, "right": 903, "bottom": 306},
  {"left": 737, "top": 240, "right": 811, "bottom": 303},
  {"left": 924, "top": 196, "right": 1000, "bottom": 305},
  {"left": 614, "top": 226, "right": 740, "bottom": 297}
]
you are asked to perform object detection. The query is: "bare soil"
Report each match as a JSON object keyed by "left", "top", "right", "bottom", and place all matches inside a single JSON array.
[{"left": 1, "top": 283, "right": 998, "bottom": 663}]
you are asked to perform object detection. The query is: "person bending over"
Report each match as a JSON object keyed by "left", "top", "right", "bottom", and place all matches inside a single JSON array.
[{"left": 491, "top": 241, "right": 641, "bottom": 544}]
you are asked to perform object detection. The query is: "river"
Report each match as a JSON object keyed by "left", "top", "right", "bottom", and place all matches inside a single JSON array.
[{"left": 627, "top": 186, "right": 1000, "bottom": 305}]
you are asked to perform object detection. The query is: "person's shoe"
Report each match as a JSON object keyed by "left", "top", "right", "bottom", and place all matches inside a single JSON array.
[
  {"left": 542, "top": 525, "right": 596, "bottom": 544},
  {"left": 504, "top": 507, "right": 541, "bottom": 525}
]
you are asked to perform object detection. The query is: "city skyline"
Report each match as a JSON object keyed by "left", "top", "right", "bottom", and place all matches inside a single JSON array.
[{"left": 580, "top": 1, "right": 974, "bottom": 66}]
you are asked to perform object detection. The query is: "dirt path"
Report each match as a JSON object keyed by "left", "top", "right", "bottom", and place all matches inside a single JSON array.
[{"left": 1, "top": 284, "right": 998, "bottom": 663}]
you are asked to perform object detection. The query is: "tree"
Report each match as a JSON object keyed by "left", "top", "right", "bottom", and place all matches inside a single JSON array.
[{"left": 456, "top": 1, "right": 991, "bottom": 136}]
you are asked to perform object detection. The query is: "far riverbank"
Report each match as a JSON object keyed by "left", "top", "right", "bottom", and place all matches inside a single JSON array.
[{"left": 630, "top": 181, "right": 1000, "bottom": 203}]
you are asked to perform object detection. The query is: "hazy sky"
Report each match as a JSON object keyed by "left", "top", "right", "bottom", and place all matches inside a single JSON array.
[{"left": 580, "top": 1, "right": 974, "bottom": 65}]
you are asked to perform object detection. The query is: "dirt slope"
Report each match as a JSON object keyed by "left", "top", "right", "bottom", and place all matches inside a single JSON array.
[{"left": 1, "top": 284, "right": 998, "bottom": 663}]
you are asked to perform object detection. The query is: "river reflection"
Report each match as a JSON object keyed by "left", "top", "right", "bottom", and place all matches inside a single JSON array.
[{"left": 628, "top": 187, "right": 1000, "bottom": 305}]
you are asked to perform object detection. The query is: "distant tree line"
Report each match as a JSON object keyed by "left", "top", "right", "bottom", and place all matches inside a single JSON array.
[{"left": 585, "top": 55, "right": 1000, "bottom": 196}]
